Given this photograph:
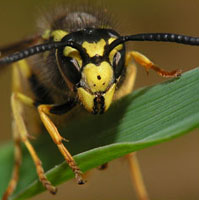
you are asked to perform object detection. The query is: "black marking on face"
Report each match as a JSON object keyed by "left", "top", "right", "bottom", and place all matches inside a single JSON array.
[
  {"left": 60, "top": 28, "right": 122, "bottom": 64},
  {"left": 93, "top": 95, "right": 105, "bottom": 114},
  {"left": 97, "top": 75, "right": 101, "bottom": 80},
  {"left": 90, "top": 55, "right": 104, "bottom": 65},
  {"left": 63, "top": 28, "right": 119, "bottom": 44}
]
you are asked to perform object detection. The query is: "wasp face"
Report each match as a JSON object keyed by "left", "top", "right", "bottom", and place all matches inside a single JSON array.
[{"left": 56, "top": 28, "right": 126, "bottom": 114}]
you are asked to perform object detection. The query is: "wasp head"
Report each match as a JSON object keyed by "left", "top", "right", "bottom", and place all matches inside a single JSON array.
[{"left": 56, "top": 28, "right": 126, "bottom": 114}]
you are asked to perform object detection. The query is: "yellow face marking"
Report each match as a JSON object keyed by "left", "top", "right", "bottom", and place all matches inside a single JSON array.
[
  {"left": 104, "top": 83, "right": 116, "bottom": 111},
  {"left": 51, "top": 30, "right": 68, "bottom": 42},
  {"left": 42, "top": 29, "right": 51, "bottom": 40},
  {"left": 63, "top": 46, "right": 82, "bottom": 67},
  {"left": 42, "top": 29, "right": 68, "bottom": 41},
  {"left": 77, "top": 83, "right": 116, "bottom": 113},
  {"left": 108, "top": 37, "right": 116, "bottom": 45},
  {"left": 82, "top": 39, "right": 106, "bottom": 57},
  {"left": 82, "top": 61, "right": 113, "bottom": 93},
  {"left": 108, "top": 37, "right": 123, "bottom": 65},
  {"left": 77, "top": 87, "right": 95, "bottom": 113}
]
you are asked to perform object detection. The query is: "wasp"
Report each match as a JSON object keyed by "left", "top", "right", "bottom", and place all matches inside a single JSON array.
[{"left": 1, "top": 4, "right": 199, "bottom": 200}]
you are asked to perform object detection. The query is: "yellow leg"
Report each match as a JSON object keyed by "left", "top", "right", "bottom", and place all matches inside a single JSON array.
[
  {"left": 126, "top": 153, "right": 149, "bottom": 200},
  {"left": 5, "top": 92, "right": 57, "bottom": 199},
  {"left": 127, "top": 51, "right": 182, "bottom": 77},
  {"left": 38, "top": 105, "right": 84, "bottom": 184},
  {"left": 115, "top": 56, "right": 149, "bottom": 200},
  {"left": 2, "top": 123, "right": 22, "bottom": 200}
]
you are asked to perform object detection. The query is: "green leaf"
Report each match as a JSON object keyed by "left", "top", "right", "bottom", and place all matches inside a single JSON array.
[{"left": 0, "top": 68, "right": 199, "bottom": 200}]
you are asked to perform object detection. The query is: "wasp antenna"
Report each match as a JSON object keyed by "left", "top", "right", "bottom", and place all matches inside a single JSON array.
[
  {"left": 108, "top": 33, "right": 199, "bottom": 53},
  {"left": 0, "top": 41, "right": 85, "bottom": 66}
]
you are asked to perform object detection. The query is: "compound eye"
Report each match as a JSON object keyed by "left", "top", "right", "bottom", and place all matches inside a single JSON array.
[
  {"left": 113, "top": 51, "right": 124, "bottom": 78},
  {"left": 57, "top": 52, "right": 81, "bottom": 85}
]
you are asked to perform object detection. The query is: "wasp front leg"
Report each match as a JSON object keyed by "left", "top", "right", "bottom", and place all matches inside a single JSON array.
[
  {"left": 127, "top": 51, "right": 182, "bottom": 77},
  {"left": 13, "top": 92, "right": 84, "bottom": 184},
  {"left": 3, "top": 92, "right": 57, "bottom": 200},
  {"left": 37, "top": 104, "right": 85, "bottom": 184},
  {"left": 114, "top": 56, "right": 149, "bottom": 200}
]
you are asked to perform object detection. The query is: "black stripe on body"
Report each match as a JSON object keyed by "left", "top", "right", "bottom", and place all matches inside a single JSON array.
[{"left": 29, "top": 74, "right": 54, "bottom": 105}]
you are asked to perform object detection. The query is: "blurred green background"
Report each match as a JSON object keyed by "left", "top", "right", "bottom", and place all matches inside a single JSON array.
[{"left": 0, "top": 0, "right": 199, "bottom": 199}]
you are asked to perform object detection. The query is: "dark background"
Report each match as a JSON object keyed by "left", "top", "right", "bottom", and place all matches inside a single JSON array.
[{"left": 0, "top": 0, "right": 199, "bottom": 199}]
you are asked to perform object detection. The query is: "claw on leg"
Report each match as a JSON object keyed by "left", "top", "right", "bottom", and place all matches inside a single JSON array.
[{"left": 127, "top": 51, "right": 182, "bottom": 78}]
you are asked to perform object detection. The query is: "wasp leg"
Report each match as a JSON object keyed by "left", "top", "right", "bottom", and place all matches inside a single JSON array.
[
  {"left": 114, "top": 58, "right": 149, "bottom": 200},
  {"left": 126, "top": 153, "right": 149, "bottom": 200},
  {"left": 9, "top": 92, "right": 57, "bottom": 195},
  {"left": 2, "top": 123, "right": 22, "bottom": 200},
  {"left": 37, "top": 104, "right": 84, "bottom": 184},
  {"left": 127, "top": 51, "right": 182, "bottom": 77}
]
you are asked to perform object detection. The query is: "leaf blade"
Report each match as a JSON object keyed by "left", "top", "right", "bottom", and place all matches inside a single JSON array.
[{"left": 0, "top": 68, "right": 199, "bottom": 199}]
